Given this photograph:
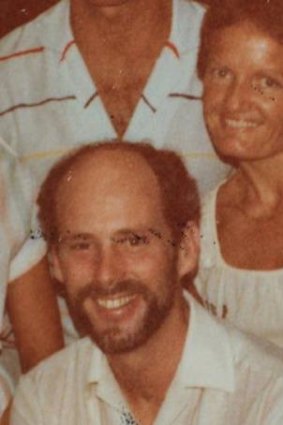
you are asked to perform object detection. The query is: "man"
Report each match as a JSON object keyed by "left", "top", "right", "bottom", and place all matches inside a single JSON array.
[
  {"left": 0, "top": 0, "right": 228, "bottom": 194},
  {"left": 11, "top": 142, "right": 283, "bottom": 425}
]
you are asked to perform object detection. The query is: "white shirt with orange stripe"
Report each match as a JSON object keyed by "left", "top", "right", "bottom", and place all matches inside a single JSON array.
[
  {"left": 0, "top": 0, "right": 229, "bottom": 196},
  {"left": 10, "top": 294, "right": 283, "bottom": 425}
]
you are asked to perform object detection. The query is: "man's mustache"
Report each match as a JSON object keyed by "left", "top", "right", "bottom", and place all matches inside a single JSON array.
[{"left": 74, "top": 279, "right": 150, "bottom": 305}]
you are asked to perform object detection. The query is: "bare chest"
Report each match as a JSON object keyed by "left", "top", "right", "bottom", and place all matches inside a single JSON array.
[{"left": 82, "top": 45, "right": 162, "bottom": 137}]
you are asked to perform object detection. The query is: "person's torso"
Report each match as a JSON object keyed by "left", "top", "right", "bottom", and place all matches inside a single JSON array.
[
  {"left": 195, "top": 186, "right": 283, "bottom": 348},
  {"left": 0, "top": 0, "right": 229, "bottom": 196}
]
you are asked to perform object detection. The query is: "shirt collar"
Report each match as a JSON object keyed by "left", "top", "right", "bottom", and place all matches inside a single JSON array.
[
  {"left": 35, "top": 0, "right": 74, "bottom": 61},
  {"left": 87, "top": 341, "right": 127, "bottom": 409},
  {"left": 176, "top": 292, "right": 235, "bottom": 392},
  {"left": 88, "top": 342, "right": 104, "bottom": 384},
  {"left": 87, "top": 292, "right": 235, "bottom": 394},
  {"left": 36, "top": 0, "right": 206, "bottom": 60},
  {"left": 168, "top": 0, "right": 206, "bottom": 57}
]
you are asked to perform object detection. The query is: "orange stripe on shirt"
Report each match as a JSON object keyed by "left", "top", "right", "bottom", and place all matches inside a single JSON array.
[
  {"left": 0, "top": 47, "right": 45, "bottom": 62},
  {"left": 164, "top": 41, "right": 180, "bottom": 59},
  {"left": 60, "top": 40, "right": 75, "bottom": 62}
]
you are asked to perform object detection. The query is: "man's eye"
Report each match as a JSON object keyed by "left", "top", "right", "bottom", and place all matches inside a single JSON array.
[
  {"left": 128, "top": 234, "right": 149, "bottom": 246},
  {"left": 114, "top": 233, "right": 149, "bottom": 247},
  {"left": 69, "top": 242, "right": 92, "bottom": 251}
]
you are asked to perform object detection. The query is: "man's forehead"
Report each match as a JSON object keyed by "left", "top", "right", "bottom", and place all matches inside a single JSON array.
[
  {"left": 52, "top": 149, "right": 166, "bottom": 233},
  {"left": 57, "top": 148, "right": 160, "bottom": 196},
  {"left": 65, "top": 148, "right": 150, "bottom": 175}
]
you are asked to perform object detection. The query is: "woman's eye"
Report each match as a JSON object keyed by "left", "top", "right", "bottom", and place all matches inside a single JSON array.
[
  {"left": 216, "top": 68, "right": 229, "bottom": 78},
  {"left": 208, "top": 66, "right": 231, "bottom": 80},
  {"left": 259, "top": 77, "right": 282, "bottom": 89}
]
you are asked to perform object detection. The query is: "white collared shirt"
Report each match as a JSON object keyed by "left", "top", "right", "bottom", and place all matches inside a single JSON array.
[
  {"left": 11, "top": 294, "right": 283, "bottom": 425},
  {"left": 0, "top": 0, "right": 229, "bottom": 194}
]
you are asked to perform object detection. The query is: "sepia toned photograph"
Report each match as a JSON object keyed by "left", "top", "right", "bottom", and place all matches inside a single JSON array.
[{"left": 0, "top": 0, "right": 283, "bottom": 424}]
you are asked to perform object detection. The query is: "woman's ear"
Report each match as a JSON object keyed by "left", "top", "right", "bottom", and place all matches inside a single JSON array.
[{"left": 177, "top": 221, "right": 200, "bottom": 279}]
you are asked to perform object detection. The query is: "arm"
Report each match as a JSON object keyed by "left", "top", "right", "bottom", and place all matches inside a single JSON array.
[
  {"left": 7, "top": 256, "right": 64, "bottom": 372},
  {"left": 0, "top": 403, "right": 11, "bottom": 425}
]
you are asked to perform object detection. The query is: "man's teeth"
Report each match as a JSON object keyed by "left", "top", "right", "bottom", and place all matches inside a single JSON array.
[
  {"left": 97, "top": 295, "right": 135, "bottom": 310},
  {"left": 225, "top": 119, "right": 258, "bottom": 129}
]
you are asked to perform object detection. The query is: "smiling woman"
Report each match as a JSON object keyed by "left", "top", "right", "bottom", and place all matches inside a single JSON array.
[
  {"left": 203, "top": 22, "right": 283, "bottom": 162},
  {"left": 195, "top": 0, "right": 283, "bottom": 348}
]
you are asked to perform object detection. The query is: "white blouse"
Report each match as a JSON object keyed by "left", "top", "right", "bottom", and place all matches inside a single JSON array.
[{"left": 195, "top": 185, "right": 283, "bottom": 348}]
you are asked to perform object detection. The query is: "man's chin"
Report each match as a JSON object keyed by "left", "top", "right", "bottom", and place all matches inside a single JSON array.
[
  {"left": 70, "top": 303, "right": 153, "bottom": 353},
  {"left": 88, "top": 300, "right": 173, "bottom": 354},
  {"left": 90, "top": 329, "right": 147, "bottom": 354},
  {"left": 68, "top": 276, "right": 178, "bottom": 353}
]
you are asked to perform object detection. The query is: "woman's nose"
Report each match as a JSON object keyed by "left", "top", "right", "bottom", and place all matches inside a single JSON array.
[{"left": 224, "top": 79, "right": 254, "bottom": 113}]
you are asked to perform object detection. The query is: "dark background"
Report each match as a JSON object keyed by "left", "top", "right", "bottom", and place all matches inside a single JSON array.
[
  {"left": 0, "top": 0, "right": 212, "bottom": 39},
  {"left": 0, "top": 0, "right": 58, "bottom": 38}
]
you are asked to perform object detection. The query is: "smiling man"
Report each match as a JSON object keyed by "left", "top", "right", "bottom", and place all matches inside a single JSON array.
[{"left": 10, "top": 141, "right": 283, "bottom": 425}]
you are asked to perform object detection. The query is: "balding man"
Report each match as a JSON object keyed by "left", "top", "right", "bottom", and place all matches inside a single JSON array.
[{"left": 11, "top": 142, "right": 283, "bottom": 425}]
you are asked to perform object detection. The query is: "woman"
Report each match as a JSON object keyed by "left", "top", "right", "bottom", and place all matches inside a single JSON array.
[{"left": 195, "top": 0, "right": 283, "bottom": 347}]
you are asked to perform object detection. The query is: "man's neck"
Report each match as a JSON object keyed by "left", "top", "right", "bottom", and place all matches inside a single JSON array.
[
  {"left": 107, "top": 295, "right": 189, "bottom": 424},
  {"left": 71, "top": 0, "right": 172, "bottom": 47},
  {"left": 70, "top": 0, "right": 172, "bottom": 138}
]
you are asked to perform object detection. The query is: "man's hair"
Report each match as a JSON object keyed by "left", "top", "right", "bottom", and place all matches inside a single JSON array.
[
  {"left": 198, "top": 0, "right": 283, "bottom": 79},
  {"left": 37, "top": 141, "right": 200, "bottom": 245}
]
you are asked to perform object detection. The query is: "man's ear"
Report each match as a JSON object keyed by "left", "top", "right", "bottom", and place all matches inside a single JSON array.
[
  {"left": 177, "top": 221, "right": 200, "bottom": 279},
  {"left": 48, "top": 247, "right": 64, "bottom": 283}
]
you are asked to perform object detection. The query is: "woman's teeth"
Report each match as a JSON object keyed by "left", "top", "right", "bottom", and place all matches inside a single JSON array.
[{"left": 225, "top": 118, "right": 258, "bottom": 129}]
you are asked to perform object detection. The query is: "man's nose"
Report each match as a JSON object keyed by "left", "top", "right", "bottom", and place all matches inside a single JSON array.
[{"left": 95, "top": 246, "right": 123, "bottom": 288}]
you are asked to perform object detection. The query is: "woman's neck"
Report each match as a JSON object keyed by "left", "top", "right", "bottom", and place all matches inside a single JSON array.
[{"left": 233, "top": 154, "right": 283, "bottom": 217}]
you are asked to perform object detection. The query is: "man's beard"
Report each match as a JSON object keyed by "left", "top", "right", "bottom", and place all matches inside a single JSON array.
[{"left": 67, "top": 276, "right": 178, "bottom": 354}]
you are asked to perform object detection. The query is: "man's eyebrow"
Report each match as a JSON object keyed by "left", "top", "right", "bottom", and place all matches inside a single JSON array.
[
  {"left": 206, "top": 56, "right": 225, "bottom": 64},
  {"left": 58, "top": 232, "right": 94, "bottom": 242},
  {"left": 111, "top": 228, "right": 154, "bottom": 241},
  {"left": 113, "top": 227, "right": 149, "bottom": 236},
  {"left": 148, "top": 227, "right": 162, "bottom": 239}
]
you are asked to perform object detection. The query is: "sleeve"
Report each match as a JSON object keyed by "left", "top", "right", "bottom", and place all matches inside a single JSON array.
[
  {"left": 1, "top": 141, "right": 48, "bottom": 283},
  {"left": 262, "top": 380, "right": 283, "bottom": 425},
  {"left": 0, "top": 371, "right": 13, "bottom": 417},
  {"left": 10, "top": 375, "right": 44, "bottom": 425},
  {"left": 244, "top": 376, "right": 283, "bottom": 425},
  {"left": 9, "top": 236, "right": 47, "bottom": 283}
]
